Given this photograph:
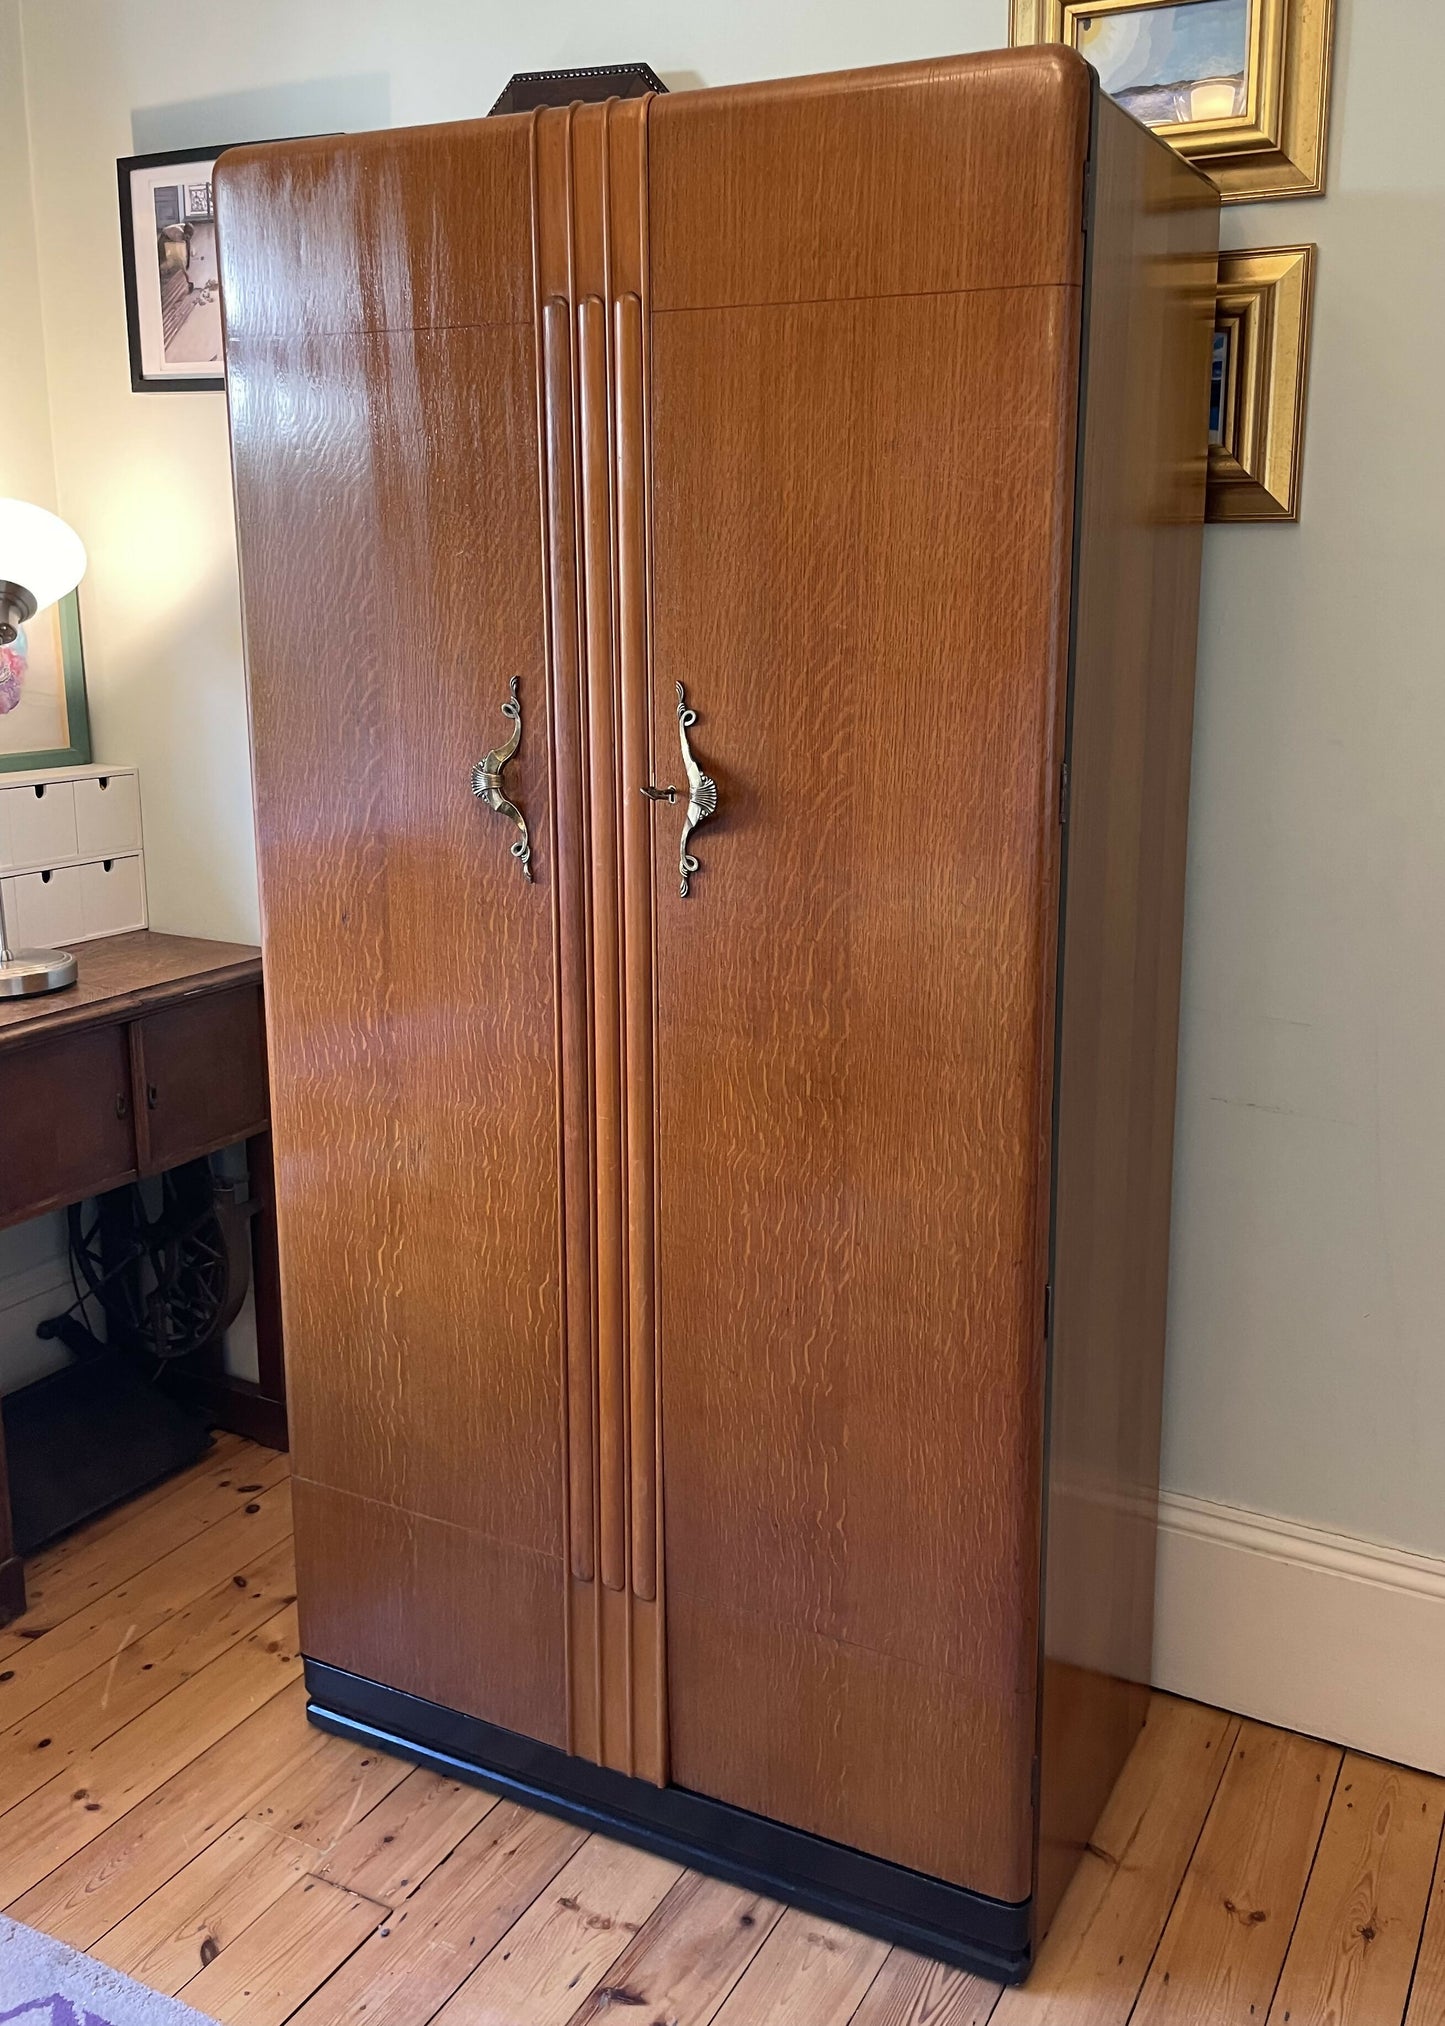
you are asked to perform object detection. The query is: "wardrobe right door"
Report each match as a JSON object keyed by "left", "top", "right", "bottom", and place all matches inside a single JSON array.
[{"left": 647, "top": 52, "right": 1090, "bottom": 1902}]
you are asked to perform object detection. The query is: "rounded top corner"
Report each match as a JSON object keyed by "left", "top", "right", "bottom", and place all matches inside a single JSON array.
[{"left": 1018, "top": 41, "right": 1096, "bottom": 105}]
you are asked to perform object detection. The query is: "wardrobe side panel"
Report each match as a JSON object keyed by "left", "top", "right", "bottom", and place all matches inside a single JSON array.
[
  {"left": 1037, "top": 96, "right": 1219, "bottom": 1931},
  {"left": 217, "top": 126, "right": 569, "bottom": 1745}
]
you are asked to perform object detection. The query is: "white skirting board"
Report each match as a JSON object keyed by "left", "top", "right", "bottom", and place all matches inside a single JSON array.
[{"left": 1154, "top": 1490, "right": 1445, "bottom": 1776}]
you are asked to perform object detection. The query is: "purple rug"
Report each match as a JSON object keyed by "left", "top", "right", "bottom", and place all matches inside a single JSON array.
[{"left": 0, "top": 1919, "right": 217, "bottom": 2026}]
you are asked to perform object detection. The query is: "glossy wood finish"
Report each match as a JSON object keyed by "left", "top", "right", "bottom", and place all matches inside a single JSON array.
[
  {"left": 649, "top": 57, "right": 1089, "bottom": 1902},
  {"left": 219, "top": 47, "right": 1217, "bottom": 1934},
  {"left": 0, "top": 930, "right": 260, "bottom": 1054},
  {"left": 216, "top": 121, "right": 533, "bottom": 342},
  {"left": 0, "top": 1023, "right": 135, "bottom": 1226},
  {"left": 1036, "top": 92, "right": 1219, "bottom": 1933},
  {"left": 218, "top": 126, "right": 568, "bottom": 1745},
  {"left": 649, "top": 48, "right": 1090, "bottom": 310},
  {"left": 132, "top": 981, "right": 268, "bottom": 1173},
  {"left": 0, "top": 933, "right": 288, "bottom": 1622},
  {"left": 0, "top": 962, "right": 268, "bottom": 1226},
  {"left": 530, "top": 96, "right": 666, "bottom": 1783}
]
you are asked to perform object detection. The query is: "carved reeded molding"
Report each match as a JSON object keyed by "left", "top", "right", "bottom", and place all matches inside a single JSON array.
[{"left": 530, "top": 95, "right": 665, "bottom": 1783}]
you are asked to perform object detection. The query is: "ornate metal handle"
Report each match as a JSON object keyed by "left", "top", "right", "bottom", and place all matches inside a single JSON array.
[
  {"left": 641, "top": 682, "right": 717, "bottom": 899},
  {"left": 471, "top": 676, "right": 532, "bottom": 881}
]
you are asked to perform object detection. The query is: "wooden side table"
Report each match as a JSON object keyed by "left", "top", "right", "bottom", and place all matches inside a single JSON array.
[{"left": 0, "top": 930, "right": 288, "bottom": 1621}]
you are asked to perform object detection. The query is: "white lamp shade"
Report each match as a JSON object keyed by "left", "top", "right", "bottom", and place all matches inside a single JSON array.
[{"left": 0, "top": 498, "right": 87, "bottom": 617}]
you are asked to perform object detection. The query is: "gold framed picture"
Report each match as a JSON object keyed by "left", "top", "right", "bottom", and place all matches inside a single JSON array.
[
  {"left": 1207, "top": 243, "right": 1314, "bottom": 522},
  {"left": 1009, "top": 0, "right": 1335, "bottom": 201}
]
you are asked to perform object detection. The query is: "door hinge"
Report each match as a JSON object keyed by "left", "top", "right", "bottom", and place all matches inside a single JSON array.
[
  {"left": 1043, "top": 1281, "right": 1053, "bottom": 1344},
  {"left": 1082, "top": 157, "right": 1093, "bottom": 233},
  {"left": 1058, "top": 761, "right": 1071, "bottom": 827}
]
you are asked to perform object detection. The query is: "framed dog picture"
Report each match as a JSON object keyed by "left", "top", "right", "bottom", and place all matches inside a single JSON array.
[{"left": 118, "top": 144, "right": 238, "bottom": 392}]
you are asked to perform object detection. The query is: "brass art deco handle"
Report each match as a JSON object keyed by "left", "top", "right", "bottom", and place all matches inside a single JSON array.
[
  {"left": 641, "top": 682, "right": 718, "bottom": 899},
  {"left": 471, "top": 676, "right": 532, "bottom": 881}
]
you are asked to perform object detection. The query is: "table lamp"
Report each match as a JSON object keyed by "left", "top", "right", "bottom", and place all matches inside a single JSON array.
[{"left": 0, "top": 498, "right": 89, "bottom": 998}]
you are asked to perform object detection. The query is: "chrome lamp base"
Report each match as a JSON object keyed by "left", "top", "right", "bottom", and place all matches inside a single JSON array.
[{"left": 0, "top": 946, "right": 79, "bottom": 997}]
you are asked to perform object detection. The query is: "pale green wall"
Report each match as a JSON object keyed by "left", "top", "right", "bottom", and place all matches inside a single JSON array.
[
  {"left": 0, "top": 0, "right": 56, "bottom": 507},
  {"left": 1168, "top": 2, "right": 1445, "bottom": 1551}
]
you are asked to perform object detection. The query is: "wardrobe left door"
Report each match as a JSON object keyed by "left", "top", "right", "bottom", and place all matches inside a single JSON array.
[{"left": 219, "top": 123, "right": 570, "bottom": 1744}]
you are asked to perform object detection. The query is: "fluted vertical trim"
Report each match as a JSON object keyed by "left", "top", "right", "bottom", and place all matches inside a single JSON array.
[{"left": 530, "top": 93, "right": 665, "bottom": 1784}]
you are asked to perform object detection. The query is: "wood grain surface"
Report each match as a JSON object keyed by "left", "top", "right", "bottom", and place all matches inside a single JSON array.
[
  {"left": 650, "top": 269, "right": 1081, "bottom": 1896},
  {"left": 650, "top": 48, "right": 1091, "bottom": 310},
  {"left": 0, "top": 954, "right": 269, "bottom": 1241},
  {"left": 215, "top": 47, "right": 1219, "bottom": 1926},
  {"left": 992, "top": 1698, "right": 1239, "bottom": 2026},
  {"left": 849, "top": 1949, "right": 999, "bottom": 2026},
  {"left": 9, "top": 1464, "right": 1445, "bottom": 2026},
  {"left": 7, "top": 1680, "right": 332, "bottom": 1946},
  {"left": 709, "top": 1908, "right": 889, "bottom": 2025},
  {"left": 530, "top": 97, "right": 666, "bottom": 1781},
  {"left": 0, "top": 931, "right": 260, "bottom": 1054},
  {"left": 290, "top": 1478, "right": 565, "bottom": 1741},
  {"left": 177, "top": 1872, "right": 388, "bottom": 2026},
  {"left": 221, "top": 120, "right": 568, "bottom": 1740},
  {"left": 216, "top": 120, "right": 533, "bottom": 340},
  {"left": 284, "top": 1802, "right": 586, "bottom": 2026},
  {"left": 132, "top": 982, "right": 268, "bottom": 1173},
  {"left": 1131, "top": 1723, "right": 1340, "bottom": 2026},
  {"left": 566, "top": 1870, "right": 784, "bottom": 2025},
  {"left": 92, "top": 1817, "right": 317, "bottom": 1992},
  {"left": 1268, "top": 1753, "right": 1444, "bottom": 2026},
  {"left": 0, "top": 1022, "right": 135, "bottom": 1225},
  {"left": 1035, "top": 91, "right": 1218, "bottom": 1934},
  {"left": 426, "top": 1832, "right": 680, "bottom": 2024}
]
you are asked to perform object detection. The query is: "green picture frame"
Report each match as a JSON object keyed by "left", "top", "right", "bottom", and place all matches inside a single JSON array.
[{"left": 0, "top": 591, "right": 92, "bottom": 774}]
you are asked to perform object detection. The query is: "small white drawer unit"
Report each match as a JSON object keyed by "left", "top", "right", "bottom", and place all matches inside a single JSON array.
[{"left": 0, "top": 765, "right": 148, "bottom": 948}]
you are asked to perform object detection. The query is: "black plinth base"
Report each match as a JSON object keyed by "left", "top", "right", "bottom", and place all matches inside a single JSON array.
[{"left": 305, "top": 1659, "right": 1034, "bottom": 1984}]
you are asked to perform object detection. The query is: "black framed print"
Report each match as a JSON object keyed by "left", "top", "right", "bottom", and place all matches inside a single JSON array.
[{"left": 117, "top": 143, "right": 241, "bottom": 392}]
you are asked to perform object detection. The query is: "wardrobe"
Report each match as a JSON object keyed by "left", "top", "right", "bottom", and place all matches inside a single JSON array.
[{"left": 217, "top": 47, "right": 1217, "bottom": 1980}]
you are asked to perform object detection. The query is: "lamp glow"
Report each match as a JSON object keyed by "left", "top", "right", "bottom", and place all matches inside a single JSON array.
[
  {"left": 0, "top": 499, "right": 87, "bottom": 645},
  {"left": 1189, "top": 78, "right": 1242, "bottom": 122}
]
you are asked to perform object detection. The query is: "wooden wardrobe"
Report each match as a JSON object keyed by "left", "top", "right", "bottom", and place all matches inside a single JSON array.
[{"left": 217, "top": 48, "right": 1217, "bottom": 1980}]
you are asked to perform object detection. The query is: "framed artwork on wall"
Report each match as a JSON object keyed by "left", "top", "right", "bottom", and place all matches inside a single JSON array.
[
  {"left": 0, "top": 592, "right": 92, "bottom": 772},
  {"left": 1207, "top": 243, "right": 1315, "bottom": 522},
  {"left": 117, "top": 143, "right": 238, "bottom": 392},
  {"left": 1009, "top": 0, "right": 1336, "bottom": 200}
]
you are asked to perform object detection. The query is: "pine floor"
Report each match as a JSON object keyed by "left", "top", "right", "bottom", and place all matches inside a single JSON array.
[{"left": 1, "top": 1438, "right": 1443, "bottom": 2026}]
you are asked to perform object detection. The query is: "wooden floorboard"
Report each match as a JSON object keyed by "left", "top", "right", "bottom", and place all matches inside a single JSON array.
[
  {"left": 2, "top": 1447, "right": 1441, "bottom": 2026},
  {"left": 1131, "top": 1722, "right": 1340, "bottom": 2026},
  {"left": 564, "top": 1869, "right": 784, "bottom": 2026},
  {"left": 0, "top": 1480, "right": 293, "bottom": 1730},
  {"left": 1268, "top": 1752, "right": 1445, "bottom": 2026},
  {"left": 848, "top": 1946, "right": 999, "bottom": 2025},
  {"left": 992, "top": 1697, "right": 1240, "bottom": 2026}
]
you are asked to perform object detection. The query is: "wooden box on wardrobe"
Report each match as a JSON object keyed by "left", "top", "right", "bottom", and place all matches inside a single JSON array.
[{"left": 217, "top": 47, "right": 1218, "bottom": 1979}]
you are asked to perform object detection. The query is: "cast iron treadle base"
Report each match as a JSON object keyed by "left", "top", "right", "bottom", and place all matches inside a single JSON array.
[{"left": 305, "top": 1659, "right": 1034, "bottom": 1983}]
